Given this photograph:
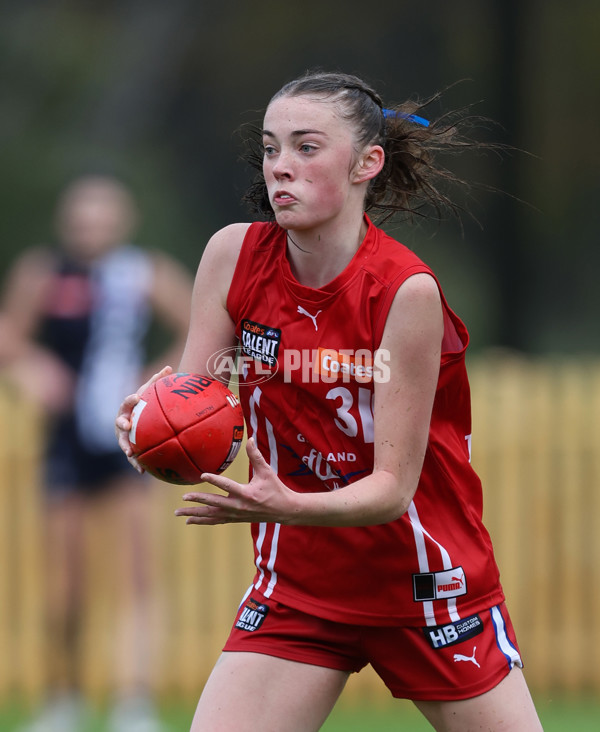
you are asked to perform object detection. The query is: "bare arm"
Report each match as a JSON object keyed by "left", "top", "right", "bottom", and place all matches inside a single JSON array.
[
  {"left": 0, "top": 248, "right": 76, "bottom": 412},
  {"left": 178, "top": 223, "right": 249, "bottom": 376},
  {"left": 177, "top": 272, "right": 443, "bottom": 526},
  {"left": 115, "top": 223, "right": 249, "bottom": 458},
  {"left": 0, "top": 247, "right": 55, "bottom": 348},
  {"left": 142, "top": 251, "right": 194, "bottom": 379}
]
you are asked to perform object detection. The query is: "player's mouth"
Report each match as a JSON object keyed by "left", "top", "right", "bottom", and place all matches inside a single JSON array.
[{"left": 273, "top": 191, "right": 296, "bottom": 206}]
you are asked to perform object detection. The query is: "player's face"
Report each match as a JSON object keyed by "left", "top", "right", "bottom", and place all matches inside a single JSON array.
[{"left": 262, "top": 95, "right": 360, "bottom": 232}]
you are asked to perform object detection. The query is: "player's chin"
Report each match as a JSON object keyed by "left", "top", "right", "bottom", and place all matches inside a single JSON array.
[{"left": 273, "top": 208, "right": 301, "bottom": 229}]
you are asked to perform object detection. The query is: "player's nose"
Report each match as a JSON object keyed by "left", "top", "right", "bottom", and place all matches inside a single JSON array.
[{"left": 272, "top": 150, "right": 294, "bottom": 179}]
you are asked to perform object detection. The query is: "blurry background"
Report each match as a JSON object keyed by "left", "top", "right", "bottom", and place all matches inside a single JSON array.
[
  {"left": 1, "top": 0, "right": 598, "bottom": 352},
  {"left": 1, "top": 0, "right": 599, "bottom": 728}
]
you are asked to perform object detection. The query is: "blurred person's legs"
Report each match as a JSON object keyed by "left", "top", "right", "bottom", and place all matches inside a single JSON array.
[
  {"left": 102, "top": 474, "right": 164, "bottom": 732},
  {"left": 46, "top": 494, "right": 86, "bottom": 695},
  {"left": 18, "top": 492, "right": 89, "bottom": 732},
  {"left": 20, "top": 431, "right": 163, "bottom": 732}
]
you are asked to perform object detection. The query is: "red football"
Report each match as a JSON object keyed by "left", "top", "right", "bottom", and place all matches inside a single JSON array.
[{"left": 129, "top": 373, "right": 244, "bottom": 485}]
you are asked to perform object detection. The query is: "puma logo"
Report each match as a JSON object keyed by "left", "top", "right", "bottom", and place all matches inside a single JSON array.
[
  {"left": 297, "top": 305, "right": 322, "bottom": 332},
  {"left": 453, "top": 645, "right": 480, "bottom": 668}
]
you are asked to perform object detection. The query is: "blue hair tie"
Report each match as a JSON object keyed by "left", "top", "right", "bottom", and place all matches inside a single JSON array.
[{"left": 382, "top": 108, "right": 430, "bottom": 128}]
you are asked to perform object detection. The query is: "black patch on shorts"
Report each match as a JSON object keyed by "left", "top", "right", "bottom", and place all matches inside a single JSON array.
[
  {"left": 423, "top": 614, "right": 484, "bottom": 649},
  {"left": 235, "top": 598, "right": 270, "bottom": 632}
]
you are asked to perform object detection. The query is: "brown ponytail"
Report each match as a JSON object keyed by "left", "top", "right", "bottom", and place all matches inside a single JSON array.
[{"left": 241, "top": 71, "right": 505, "bottom": 225}]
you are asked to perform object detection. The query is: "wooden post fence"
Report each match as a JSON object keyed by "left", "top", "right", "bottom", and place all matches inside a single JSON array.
[{"left": 1, "top": 355, "right": 599, "bottom": 707}]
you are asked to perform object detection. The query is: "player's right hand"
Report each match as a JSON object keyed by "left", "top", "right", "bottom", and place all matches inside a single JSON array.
[{"left": 115, "top": 365, "right": 173, "bottom": 471}]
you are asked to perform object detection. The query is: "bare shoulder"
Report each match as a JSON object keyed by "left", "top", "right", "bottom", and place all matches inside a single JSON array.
[
  {"left": 187, "top": 223, "right": 252, "bottom": 311},
  {"left": 194, "top": 223, "right": 251, "bottom": 297},
  {"left": 394, "top": 272, "right": 441, "bottom": 304},
  {"left": 385, "top": 272, "right": 442, "bottom": 329},
  {"left": 384, "top": 272, "right": 443, "bottom": 342},
  {"left": 203, "top": 222, "right": 252, "bottom": 265}
]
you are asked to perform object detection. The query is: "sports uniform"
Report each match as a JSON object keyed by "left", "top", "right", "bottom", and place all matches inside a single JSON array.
[
  {"left": 223, "top": 216, "right": 522, "bottom": 698},
  {"left": 40, "top": 245, "right": 153, "bottom": 495}
]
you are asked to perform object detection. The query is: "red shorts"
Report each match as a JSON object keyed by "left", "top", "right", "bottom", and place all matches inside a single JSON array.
[{"left": 223, "top": 594, "right": 523, "bottom": 701}]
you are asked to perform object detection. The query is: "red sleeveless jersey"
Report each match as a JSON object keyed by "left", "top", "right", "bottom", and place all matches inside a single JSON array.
[{"left": 226, "top": 217, "right": 504, "bottom": 627}]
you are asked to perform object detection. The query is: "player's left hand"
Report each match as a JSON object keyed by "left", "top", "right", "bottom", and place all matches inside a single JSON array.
[
  {"left": 115, "top": 364, "right": 173, "bottom": 471},
  {"left": 175, "top": 438, "right": 301, "bottom": 525}
]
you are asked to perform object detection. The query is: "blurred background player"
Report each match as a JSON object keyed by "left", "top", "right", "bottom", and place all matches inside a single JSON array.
[{"left": 0, "top": 175, "right": 194, "bottom": 732}]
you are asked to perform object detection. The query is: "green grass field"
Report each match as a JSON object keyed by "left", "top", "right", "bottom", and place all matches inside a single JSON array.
[{"left": 2, "top": 697, "right": 599, "bottom": 731}]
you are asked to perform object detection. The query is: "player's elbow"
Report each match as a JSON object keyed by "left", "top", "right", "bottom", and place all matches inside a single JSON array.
[{"left": 373, "top": 469, "right": 416, "bottom": 523}]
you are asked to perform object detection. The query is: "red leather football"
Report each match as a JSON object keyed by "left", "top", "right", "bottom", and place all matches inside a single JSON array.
[{"left": 129, "top": 373, "right": 244, "bottom": 485}]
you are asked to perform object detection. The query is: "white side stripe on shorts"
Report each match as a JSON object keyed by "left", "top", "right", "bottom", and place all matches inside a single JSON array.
[
  {"left": 238, "top": 584, "right": 253, "bottom": 609},
  {"left": 491, "top": 605, "right": 523, "bottom": 669}
]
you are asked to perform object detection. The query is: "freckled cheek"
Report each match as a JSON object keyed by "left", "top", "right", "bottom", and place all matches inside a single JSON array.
[
  {"left": 309, "top": 177, "right": 347, "bottom": 211},
  {"left": 304, "top": 164, "right": 347, "bottom": 200}
]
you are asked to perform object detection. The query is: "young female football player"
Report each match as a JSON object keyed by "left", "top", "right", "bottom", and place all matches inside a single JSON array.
[{"left": 116, "top": 71, "right": 543, "bottom": 731}]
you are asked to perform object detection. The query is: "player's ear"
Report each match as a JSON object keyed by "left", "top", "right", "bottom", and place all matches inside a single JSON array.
[{"left": 352, "top": 145, "right": 384, "bottom": 184}]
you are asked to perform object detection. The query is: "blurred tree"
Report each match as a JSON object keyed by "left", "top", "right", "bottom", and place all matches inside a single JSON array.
[{"left": 487, "top": 0, "right": 530, "bottom": 350}]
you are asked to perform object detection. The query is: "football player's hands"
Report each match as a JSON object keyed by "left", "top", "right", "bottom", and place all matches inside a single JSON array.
[
  {"left": 115, "top": 365, "right": 173, "bottom": 471},
  {"left": 175, "top": 438, "right": 300, "bottom": 525}
]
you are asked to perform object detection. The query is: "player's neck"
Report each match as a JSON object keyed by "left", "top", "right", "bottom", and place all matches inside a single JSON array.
[{"left": 286, "top": 217, "right": 367, "bottom": 289}]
